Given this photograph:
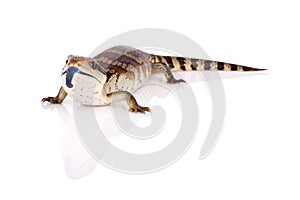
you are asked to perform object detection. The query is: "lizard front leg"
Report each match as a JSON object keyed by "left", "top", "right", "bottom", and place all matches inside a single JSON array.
[
  {"left": 42, "top": 87, "right": 67, "bottom": 104},
  {"left": 152, "top": 63, "right": 185, "bottom": 83},
  {"left": 107, "top": 91, "right": 150, "bottom": 113}
]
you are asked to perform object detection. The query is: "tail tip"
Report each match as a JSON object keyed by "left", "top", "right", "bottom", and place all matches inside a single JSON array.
[
  {"left": 247, "top": 67, "right": 267, "bottom": 71},
  {"left": 255, "top": 68, "right": 267, "bottom": 71}
]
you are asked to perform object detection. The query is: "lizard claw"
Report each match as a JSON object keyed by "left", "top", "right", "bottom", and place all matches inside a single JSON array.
[
  {"left": 129, "top": 106, "right": 151, "bottom": 114},
  {"left": 41, "top": 97, "right": 61, "bottom": 104}
]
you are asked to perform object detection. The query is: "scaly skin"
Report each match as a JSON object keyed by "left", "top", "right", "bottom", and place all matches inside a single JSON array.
[{"left": 42, "top": 45, "right": 266, "bottom": 113}]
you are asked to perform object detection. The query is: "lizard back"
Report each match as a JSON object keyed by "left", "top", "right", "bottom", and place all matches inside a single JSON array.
[{"left": 94, "top": 46, "right": 152, "bottom": 94}]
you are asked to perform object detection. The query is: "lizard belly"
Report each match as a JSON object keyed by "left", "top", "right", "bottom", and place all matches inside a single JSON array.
[{"left": 61, "top": 72, "right": 107, "bottom": 106}]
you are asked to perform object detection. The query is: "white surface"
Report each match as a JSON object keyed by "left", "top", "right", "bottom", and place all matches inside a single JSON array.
[{"left": 1, "top": 0, "right": 300, "bottom": 199}]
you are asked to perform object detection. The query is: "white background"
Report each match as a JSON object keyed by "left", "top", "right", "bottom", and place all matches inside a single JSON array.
[{"left": 1, "top": 0, "right": 300, "bottom": 199}]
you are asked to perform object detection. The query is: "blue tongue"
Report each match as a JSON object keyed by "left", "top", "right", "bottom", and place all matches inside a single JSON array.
[{"left": 66, "top": 67, "right": 79, "bottom": 88}]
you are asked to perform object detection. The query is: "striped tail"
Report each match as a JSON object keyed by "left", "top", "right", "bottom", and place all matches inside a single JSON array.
[{"left": 150, "top": 55, "right": 266, "bottom": 72}]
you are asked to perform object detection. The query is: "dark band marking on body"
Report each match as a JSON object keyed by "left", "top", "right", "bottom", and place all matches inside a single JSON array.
[
  {"left": 126, "top": 50, "right": 144, "bottom": 62},
  {"left": 190, "top": 59, "right": 198, "bottom": 70},
  {"left": 157, "top": 56, "right": 162, "bottom": 63},
  {"left": 163, "top": 56, "right": 174, "bottom": 68},
  {"left": 90, "top": 60, "right": 105, "bottom": 73},
  {"left": 217, "top": 62, "right": 224, "bottom": 70},
  {"left": 204, "top": 60, "right": 211, "bottom": 70},
  {"left": 231, "top": 64, "right": 237, "bottom": 71},
  {"left": 176, "top": 57, "right": 186, "bottom": 71},
  {"left": 117, "top": 55, "right": 141, "bottom": 67}
]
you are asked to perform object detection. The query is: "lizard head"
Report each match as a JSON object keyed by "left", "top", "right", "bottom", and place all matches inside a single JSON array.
[
  {"left": 61, "top": 55, "right": 106, "bottom": 88},
  {"left": 60, "top": 55, "right": 107, "bottom": 105}
]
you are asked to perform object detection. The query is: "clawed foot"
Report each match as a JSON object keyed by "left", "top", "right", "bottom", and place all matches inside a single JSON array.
[
  {"left": 129, "top": 105, "right": 151, "bottom": 114},
  {"left": 41, "top": 97, "right": 62, "bottom": 104}
]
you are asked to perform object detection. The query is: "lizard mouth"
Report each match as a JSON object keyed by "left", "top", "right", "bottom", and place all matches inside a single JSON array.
[{"left": 64, "top": 67, "right": 100, "bottom": 88}]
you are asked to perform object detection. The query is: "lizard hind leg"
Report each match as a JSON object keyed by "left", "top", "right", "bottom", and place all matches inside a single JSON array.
[
  {"left": 107, "top": 91, "right": 150, "bottom": 114},
  {"left": 152, "top": 63, "right": 185, "bottom": 84}
]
